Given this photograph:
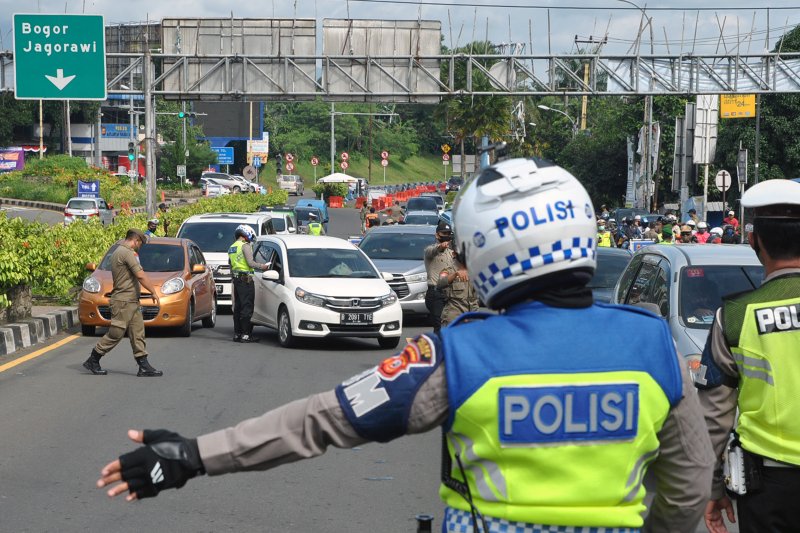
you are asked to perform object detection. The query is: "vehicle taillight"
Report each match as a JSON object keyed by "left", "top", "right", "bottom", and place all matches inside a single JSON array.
[{"left": 89, "top": 209, "right": 100, "bottom": 217}]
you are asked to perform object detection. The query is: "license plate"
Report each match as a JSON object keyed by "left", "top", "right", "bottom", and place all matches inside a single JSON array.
[
  {"left": 341, "top": 312, "right": 373, "bottom": 325},
  {"left": 216, "top": 284, "right": 223, "bottom": 294}
]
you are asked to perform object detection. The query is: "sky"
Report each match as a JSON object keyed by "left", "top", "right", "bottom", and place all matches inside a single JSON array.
[{"left": 2, "top": 1, "right": 800, "bottom": 56}]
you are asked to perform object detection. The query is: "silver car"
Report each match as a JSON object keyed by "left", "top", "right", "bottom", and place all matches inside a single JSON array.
[
  {"left": 64, "top": 197, "right": 115, "bottom": 226},
  {"left": 358, "top": 224, "right": 437, "bottom": 315},
  {"left": 612, "top": 244, "right": 763, "bottom": 363}
]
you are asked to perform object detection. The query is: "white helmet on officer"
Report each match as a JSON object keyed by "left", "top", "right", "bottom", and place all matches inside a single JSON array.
[
  {"left": 235, "top": 224, "right": 256, "bottom": 242},
  {"left": 452, "top": 158, "right": 596, "bottom": 310}
]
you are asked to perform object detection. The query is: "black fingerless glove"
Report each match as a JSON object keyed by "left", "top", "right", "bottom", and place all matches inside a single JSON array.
[{"left": 119, "top": 429, "right": 206, "bottom": 499}]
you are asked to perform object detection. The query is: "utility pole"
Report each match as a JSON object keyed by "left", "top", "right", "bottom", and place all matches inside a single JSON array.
[
  {"left": 144, "top": 47, "right": 156, "bottom": 216},
  {"left": 330, "top": 102, "right": 335, "bottom": 175},
  {"left": 573, "top": 36, "right": 607, "bottom": 131}
]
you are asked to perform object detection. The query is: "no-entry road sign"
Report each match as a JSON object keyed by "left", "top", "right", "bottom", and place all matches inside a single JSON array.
[{"left": 13, "top": 14, "right": 107, "bottom": 100}]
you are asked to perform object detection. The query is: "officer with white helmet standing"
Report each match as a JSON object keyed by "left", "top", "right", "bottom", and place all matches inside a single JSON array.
[
  {"left": 696, "top": 179, "right": 800, "bottom": 533},
  {"left": 228, "top": 224, "right": 269, "bottom": 343},
  {"left": 96, "top": 159, "right": 714, "bottom": 532}
]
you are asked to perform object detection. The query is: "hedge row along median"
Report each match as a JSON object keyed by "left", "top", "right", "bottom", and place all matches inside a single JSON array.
[{"left": 0, "top": 190, "right": 288, "bottom": 308}]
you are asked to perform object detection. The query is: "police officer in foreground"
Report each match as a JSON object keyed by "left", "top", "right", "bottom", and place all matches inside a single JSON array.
[
  {"left": 424, "top": 220, "right": 455, "bottom": 333},
  {"left": 228, "top": 224, "right": 268, "bottom": 343},
  {"left": 96, "top": 159, "right": 713, "bottom": 532},
  {"left": 696, "top": 179, "right": 800, "bottom": 533}
]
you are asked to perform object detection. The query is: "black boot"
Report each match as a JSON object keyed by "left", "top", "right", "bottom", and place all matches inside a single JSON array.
[
  {"left": 240, "top": 334, "right": 260, "bottom": 343},
  {"left": 83, "top": 349, "right": 108, "bottom": 375},
  {"left": 136, "top": 356, "right": 163, "bottom": 377},
  {"left": 233, "top": 334, "right": 242, "bottom": 342}
]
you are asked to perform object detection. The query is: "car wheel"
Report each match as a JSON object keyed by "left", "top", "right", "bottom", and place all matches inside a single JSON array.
[
  {"left": 378, "top": 336, "right": 400, "bottom": 349},
  {"left": 179, "top": 300, "right": 194, "bottom": 337},
  {"left": 278, "top": 306, "right": 295, "bottom": 348},
  {"left": 202, "top": 295, "right": 217, "bottom": 328},
  {"left": 81, "top": 324, "right": 96, "bottom": 337},
  {"left": 233, "top": 186, "right": 241, "bottom": 193}
]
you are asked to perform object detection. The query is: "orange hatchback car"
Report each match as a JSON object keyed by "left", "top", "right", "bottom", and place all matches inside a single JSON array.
[{"left": 78, "top": 238, "right": 217, "bottom": 337}]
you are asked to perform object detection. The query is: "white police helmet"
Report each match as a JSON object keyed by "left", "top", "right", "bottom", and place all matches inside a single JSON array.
[
  {"left": 235, "top": 224, "right": 256, "bottom": 242},
  {"left": 452, "top": 158, "right": 596, "bottom": 310},
  {"left": 710, "top": 227, "right": 723, "bottom": 236}
]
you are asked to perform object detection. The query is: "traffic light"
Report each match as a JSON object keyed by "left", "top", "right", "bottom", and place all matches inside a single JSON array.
[
  {"left": 128, "top": 142, "right": 135, "bottom": 162},
  {"left": 177, "top": 112, "right": 197, "bottom": 119}
]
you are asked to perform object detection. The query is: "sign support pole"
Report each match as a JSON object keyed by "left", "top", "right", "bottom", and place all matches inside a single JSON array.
[
  {"left": 38, "top": 100, "right": 43, "bottom": 160},
  {"left": 144, "top": 48, "right": 156, "bottom": 216},
  {"left": 383, "top": 165, "right": 386, "bottom": 185}
]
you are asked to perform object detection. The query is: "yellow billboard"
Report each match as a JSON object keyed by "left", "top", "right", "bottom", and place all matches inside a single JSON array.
[{"left": 720, "top": 95, "right": 756, "bottom": 118}]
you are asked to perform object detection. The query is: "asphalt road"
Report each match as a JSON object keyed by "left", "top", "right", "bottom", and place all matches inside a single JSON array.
[
  {"left": 0, "top": 201, "right": 735, "bottom": 533},
  {"left": 0, "top": 204, "right": 64, "bottom": 225}
]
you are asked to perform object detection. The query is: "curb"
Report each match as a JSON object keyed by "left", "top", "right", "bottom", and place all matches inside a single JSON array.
[{"left": 0, "top": 307, "right": 79, "bottom": 356}]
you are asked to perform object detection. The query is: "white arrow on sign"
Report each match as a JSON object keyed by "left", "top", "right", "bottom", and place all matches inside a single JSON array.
[{"left": 45, "top": 69, "right": 76, "bottom": 91}]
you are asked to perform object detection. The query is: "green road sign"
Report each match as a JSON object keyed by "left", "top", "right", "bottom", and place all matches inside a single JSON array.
[{"left": 13, "top": 13, "right": 106, "bottom": 100}]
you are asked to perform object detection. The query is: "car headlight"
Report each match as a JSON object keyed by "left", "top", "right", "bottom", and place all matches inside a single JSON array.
[
  {"left": 161, "top": 277, "right": 185, "bottom": 295},
  {"left": 295, "top": 287, "right": 325, "bottom": 307},
  {"left": 82, "top": 276, "right": 101, "bottom": 293},
  {"left": 405, "top": 272, "right": 427, "bottom": 283},
  {"left": 381, "top": 292, "right": 398, "bottom": 307}
]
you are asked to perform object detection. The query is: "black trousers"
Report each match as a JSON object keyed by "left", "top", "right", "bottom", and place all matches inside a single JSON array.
[
  {"left": 232, "top": 276, "right": 255, "bottom": 336},
  {"left": 737, "top": 464, "right": 800, "bottom": 532},
  {"left": 424, "top": 286, "right": 446, "bottom": 333}
]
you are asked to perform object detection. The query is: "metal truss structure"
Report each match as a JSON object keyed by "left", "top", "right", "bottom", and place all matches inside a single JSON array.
[{"left": 90, "top": 51, "right": 800, "bottom": 100}]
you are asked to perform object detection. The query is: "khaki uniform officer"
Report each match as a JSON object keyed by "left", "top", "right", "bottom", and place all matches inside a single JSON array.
[
  {"left": 83, "top": 229, "right": 163, "bottom": 377},
  {"left": 437, "top": 253, "right": 479, "bottom": 327},
  {"left": 423, "top": 220, "right": 456, "bottom": 333}
]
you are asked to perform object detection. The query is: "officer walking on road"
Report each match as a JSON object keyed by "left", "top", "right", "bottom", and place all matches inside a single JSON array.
[
  {"left": 695, "top": 179, "right": 800, "bottom": 533},
  {"left": 83, "top": 229, "right": 163, "bottom": 377},
  {"left": 229, "top": 225, "right": 268, "bottom": 343},
  {"left": 424, "top": 220, "right": 455, "bottom": 333},
  {"left": 96, "top": 159, "right": 714, "bottom": 532}
]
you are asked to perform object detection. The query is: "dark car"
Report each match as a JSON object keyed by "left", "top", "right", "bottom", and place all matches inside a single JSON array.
[
  {"left": 405, "top": 196, "right": 438, "bottom": 213},
  {"left": 589, "top": 247, "right": 633, "bottom": 303},
  {"left": 609, "top": 208, "right": 650, "bottom": 223},
  {"left": 447, "top": 177, "right": 464, "bottom": 192}
]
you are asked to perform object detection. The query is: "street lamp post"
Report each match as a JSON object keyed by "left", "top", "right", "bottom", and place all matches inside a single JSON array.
[{"left": 537, "top": 104, "right": 577, "bottom": 137}]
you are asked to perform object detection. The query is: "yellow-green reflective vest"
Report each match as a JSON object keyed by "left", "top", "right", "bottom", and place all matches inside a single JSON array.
[
  {"left": 597, "top": 231, "right": 612, "bottom": 247},
  {"left": 228, "top": 240, "right": 253, "bottom": 273},
  {"left": 723, "top": 274, "right": 800, "bottom": 465},
  {"left": 438, "top": 302, "right": 681, "bottom": 528},
  {"left": 308, "top": 222, "right": 323, "bottom": 235}
]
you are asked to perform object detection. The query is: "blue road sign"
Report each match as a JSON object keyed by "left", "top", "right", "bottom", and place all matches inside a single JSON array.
[
  {"left": 253, "top": 156, "right": 262, "bottom": 168},
  {"left": 77, "top": 180, "right": 100, "bottom": 198},
  {"left": 211, "top": 146, "right": 234, "bottom": 165}
]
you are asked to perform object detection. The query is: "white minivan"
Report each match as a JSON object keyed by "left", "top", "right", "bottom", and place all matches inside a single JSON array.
[
  {"left": 64, "top": 197, "right": 115, "bottom": 226},
  {"left": 176, "top": 213, "right": 278, "bottom": 308}
]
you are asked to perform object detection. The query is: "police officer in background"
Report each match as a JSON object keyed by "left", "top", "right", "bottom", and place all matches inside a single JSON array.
[
  {"left": 424, "top": 220, "right": 455, "bottom": 333},
  {"left": 96, "top": 159, "right": 713, "bottom": 532},
  {"left": 228, "top": 225, "right": 268, "bottom": 343},
  {"left": 696, "top": 179, "right": 800, "bottom": 533},
  {"left": 437, "top": 247, "right": 478, "bottom": 328},
  {"left": 306, "top": 212, "right": 324, "bottom": 235}
]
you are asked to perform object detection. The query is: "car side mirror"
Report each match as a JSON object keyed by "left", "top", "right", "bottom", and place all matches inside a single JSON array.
[
  {"left": 288, "top": 226, "right": 297, "bottom": 234},
  {"left": 86, "top": 262, "right": 97, "bottom": 272},
  {"left": 381, "top": 272, "right": 393, "bottom": 282},
  {"left": 191, "top": 264, "right": 206, "bottom": 274},
  {"left": 262, "top": 270, "right": 280, "bottom": 281}
]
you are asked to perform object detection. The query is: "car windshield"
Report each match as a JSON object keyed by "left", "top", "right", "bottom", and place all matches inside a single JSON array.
[
  {"left": 402, "top": 214, "right": 440, "bottom": 225},
  {"left": 287, "top": 248, "right": 378, "bottom": 278},
  {"left": 588, "top": 252, "right": 631, "bottom": 290},
  {"left": 359, "top": 232, "right": 436, "bottom": 260},
  {"left": 270, "top": 218, "right": 286, "bottom": 232},
  {"left": 680, "top": 265, "right": 764, "bottom": 329},
  {"left": 424, "top": 196, "right": 444, "bottom": 207},
  {"left": 294, "top": 207, "right": 321, "bottom": 223},
  {"left": 67, "top": 199, "right": 97, "bottom": 210},
  {"left": 177, "top": 222, "right": 258, "bottom": 253},
  {"left": 406, "top": 197, "right": 438, "bottom": 211},
  {"left": 99, "top": 243, "right": 185, "bottom": 272}
]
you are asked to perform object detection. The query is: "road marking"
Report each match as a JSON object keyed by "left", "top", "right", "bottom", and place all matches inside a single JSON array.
[{"left": 0, "top": 334, "right": 80, "bottom": 374}]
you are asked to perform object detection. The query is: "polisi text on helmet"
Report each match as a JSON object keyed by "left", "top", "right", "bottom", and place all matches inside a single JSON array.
[{"left": 495, "top": 200, "right": 577, "bottom": 239}]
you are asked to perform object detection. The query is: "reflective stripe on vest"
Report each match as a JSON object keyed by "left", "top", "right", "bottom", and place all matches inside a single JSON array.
[
  {"left": 438, "top": 302, "right": 681, "bottom": 528},
  {"left": 725, "top": 278, "right": 800, "bottom": 465},
  {"left": 228, "top": 240, "right": 253, "bottom": 273},
  {"left": 308, "top": 222, "right": 323, "bottom": 235}
]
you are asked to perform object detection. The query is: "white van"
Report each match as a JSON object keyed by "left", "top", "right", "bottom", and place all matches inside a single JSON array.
[{"left": 176, "top": 213, "right": 278, "bottom": 308}]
